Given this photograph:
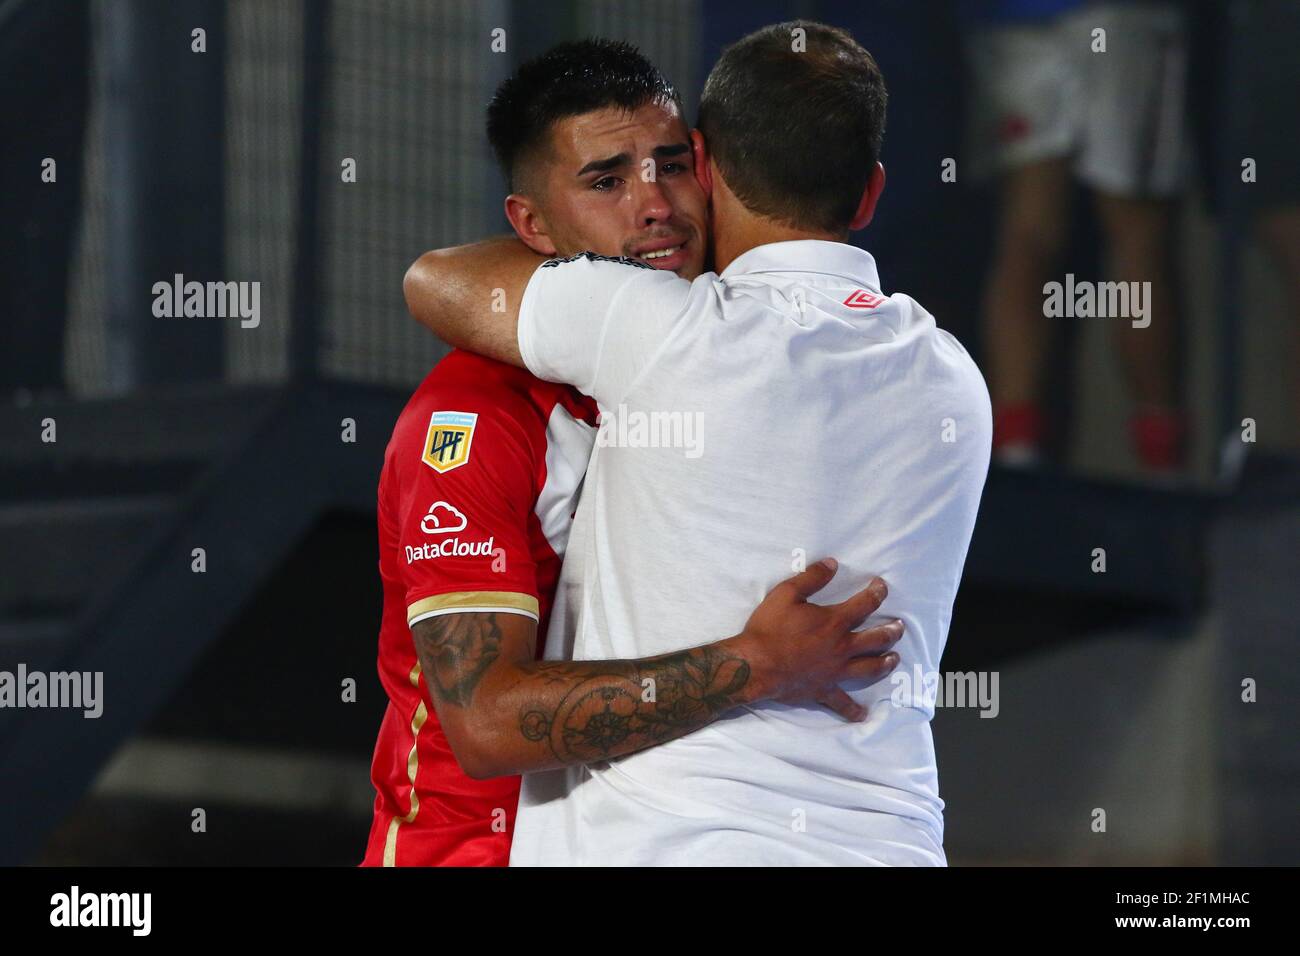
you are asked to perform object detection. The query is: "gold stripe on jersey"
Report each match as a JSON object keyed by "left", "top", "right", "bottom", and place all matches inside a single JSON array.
[
  {"left": 406, "top": 591, "right": 540, "bottom": 626},
  {"left": 383, "top": 661, "right": 428, "bottom": 866}
]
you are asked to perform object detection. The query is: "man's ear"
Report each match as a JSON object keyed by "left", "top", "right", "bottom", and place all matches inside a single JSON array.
[
  {"left": 848, "top": 162, "right": 886, "bottom": 231},
  {"left": 690, "top": 128, "right": 712, "bottom": 197},
  {"left": 503, "top": 193, "right": 558, "bottom": 256}
]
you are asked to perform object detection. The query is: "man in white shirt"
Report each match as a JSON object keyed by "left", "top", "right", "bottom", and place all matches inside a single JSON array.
[{"left": 404, "top": 20, "right": 992, "bottom": 865}]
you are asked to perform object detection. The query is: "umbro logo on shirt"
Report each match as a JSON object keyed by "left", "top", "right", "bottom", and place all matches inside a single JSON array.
[{"left": 843, "top": 289, "right": 885, "bottom": 309}]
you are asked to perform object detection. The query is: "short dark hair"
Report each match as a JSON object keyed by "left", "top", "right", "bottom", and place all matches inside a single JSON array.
[
  {"left": 697, "top": 21, "right": 887, "bottom": 233},
  {"left": 487, "top": 39, "right": 682, "bottom": 192}
]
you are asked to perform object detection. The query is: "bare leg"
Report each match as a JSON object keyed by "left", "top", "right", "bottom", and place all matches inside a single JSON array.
[
  {"left": 1255, "top": 206, "right": 1300, "bottom": 437},
  {"left": 984, "top": 159, "right": 1072, "bottom": 409},
  {"left": 1094, "top": 191, "right": 1183, "bottom": 469},
  {"left": 1094, "top": 192, "right": 1180, "bottom": 408}
]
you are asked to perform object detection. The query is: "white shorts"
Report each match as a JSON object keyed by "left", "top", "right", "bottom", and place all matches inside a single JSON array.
[{"left": 965, "top": 3, "right": 1189, "bottom": 198}]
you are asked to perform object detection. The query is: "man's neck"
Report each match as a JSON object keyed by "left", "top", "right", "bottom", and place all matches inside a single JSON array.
[{"left": 712, "top": 216, "right": 847, "bottom": 273}]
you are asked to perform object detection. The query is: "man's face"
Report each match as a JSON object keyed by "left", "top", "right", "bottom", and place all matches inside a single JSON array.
[{"left": 521, "top": 101, "right": 708, "bottom": 280}]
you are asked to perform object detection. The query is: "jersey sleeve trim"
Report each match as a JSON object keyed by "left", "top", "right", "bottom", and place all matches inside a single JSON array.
[{"left": 406, "top": 591, "right": 540, "bottom": 626}]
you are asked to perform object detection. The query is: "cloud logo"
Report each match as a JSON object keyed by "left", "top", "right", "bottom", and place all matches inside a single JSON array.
[{"left": 420, "top": 501, "right": 467, "bottom": 535}]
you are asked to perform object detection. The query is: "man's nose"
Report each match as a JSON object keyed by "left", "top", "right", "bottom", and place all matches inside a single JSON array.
[{"left": 631, "top": 174, "right": 674, "bottom": 226}]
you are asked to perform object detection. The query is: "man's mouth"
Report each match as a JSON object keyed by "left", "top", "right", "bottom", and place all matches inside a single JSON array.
[{"left": 631, "top": 237, "right": 690, "bottom": 270}]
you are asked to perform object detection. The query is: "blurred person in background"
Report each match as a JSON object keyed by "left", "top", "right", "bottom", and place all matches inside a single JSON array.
[
  {"left": 1192, "top": 0, "right": 1300, "bottom": 445},
  {"left": 1242, "top": 0, "right": 1300, "bottom": 438},
  {"left": 962, "top": 0, "right": 1190, "bottom": 471}
]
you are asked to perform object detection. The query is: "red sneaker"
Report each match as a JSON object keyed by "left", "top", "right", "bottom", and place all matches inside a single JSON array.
[
  {"left": 992, "top": 402, "right": 1045, "bottom": 466},
  {"left": 1131, "top": 407, "right": 1185, "bottom": 472}
]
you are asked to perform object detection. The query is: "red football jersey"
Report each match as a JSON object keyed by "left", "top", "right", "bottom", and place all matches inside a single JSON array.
[{"left": 361, "top": 349, "right": 597, "bottom": 866}]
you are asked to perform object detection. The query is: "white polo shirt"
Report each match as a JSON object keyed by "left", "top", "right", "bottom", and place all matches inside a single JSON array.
[{"left": 510, "top": 240, "right": 991, "bottom": 866}]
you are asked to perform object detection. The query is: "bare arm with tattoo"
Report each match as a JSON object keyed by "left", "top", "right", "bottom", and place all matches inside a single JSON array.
[{"left": 413, "top": 558, "right": 902, "bottom": 779}]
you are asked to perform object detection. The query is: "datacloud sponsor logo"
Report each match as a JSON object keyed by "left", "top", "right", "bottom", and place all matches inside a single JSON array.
[
  {"left": 151, "top": 273, "right": 260, "bottom": 328},
  {"left": 0, "top": 665, "right": 102, "bottom": 718},
  {"left": 420, "top": 501, "right": 467, "bottom": 534},
  {"left": 50, "top": 886, "right": 151, "bottom": 936},
  {"left": 406, "top": 501, "right": 493, "bottom": 563},
  {"left": 1042, "top": 273, "right": 1151, "bottom": 328},
  {"left": 890, "top": 664, "right": 999, "bottom": 718},
  {"left": 596, "top": 403, "right": 704, "bottom": 459}
]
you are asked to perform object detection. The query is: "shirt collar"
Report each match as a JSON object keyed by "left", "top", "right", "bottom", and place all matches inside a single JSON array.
[{"left": 717, "top": 239, "right": 882, "bottom": 291}]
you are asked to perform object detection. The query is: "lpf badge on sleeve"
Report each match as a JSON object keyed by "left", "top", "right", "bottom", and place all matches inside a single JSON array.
[{"left": 422, "top": 411, "right": 478, "bottom": 474}]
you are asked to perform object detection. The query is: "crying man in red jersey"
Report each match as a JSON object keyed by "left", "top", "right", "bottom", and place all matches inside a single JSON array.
[{"left": 363, "top": 39, "right": 903, "bottom": 866}]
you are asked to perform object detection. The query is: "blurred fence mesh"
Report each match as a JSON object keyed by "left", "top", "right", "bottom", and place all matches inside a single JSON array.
[
  {"left": 225, "top": 0, "right": 302, "bottom": 385},
  {"left": 578, "top": 0, "right": 700, "bottom": 106},
  {"left": 64, "top": 1, "right": 109, "bottom": 397},
  {"left": 63, "top": 0, "right": 700, "bottom": 395},
  {"left": 317, "top": 0, "right": 502, "bottom": 385}
]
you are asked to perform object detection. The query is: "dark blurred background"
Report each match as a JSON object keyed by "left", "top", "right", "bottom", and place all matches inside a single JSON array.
[{"left": 0, "top": 0, "right": 1296, "bottom": 866}]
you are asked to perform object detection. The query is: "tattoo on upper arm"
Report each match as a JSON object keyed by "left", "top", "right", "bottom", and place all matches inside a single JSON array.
[{"left": 411, "top": 613, "right": 503, "bottom": 707}]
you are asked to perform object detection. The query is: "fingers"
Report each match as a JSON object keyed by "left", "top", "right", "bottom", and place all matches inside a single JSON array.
[
  {"left": 843, "top": 651, "right": 901, "bottom": 684},
  {"left": 817, "top": 685, "right": 867, "bottom": 722},
  {"left": 846, "top": 618, "right": 904, "bottom": 656},
  {"left": 833, "top": 576, "right": 888, "bottom": 628},
  {"left": 780, "top": 557, "right": 840, "bottom": 601}
]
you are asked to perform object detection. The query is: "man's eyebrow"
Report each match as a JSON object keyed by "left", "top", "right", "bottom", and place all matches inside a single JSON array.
[
  {"left": 576, "top": 152, "right": 632, "bottom": 177},
  {"left": 575, "top": 143, "right": 689, "bottom": 177},
  {"left": 652, "top": 143, "right": 690, "bottom": 158}
]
